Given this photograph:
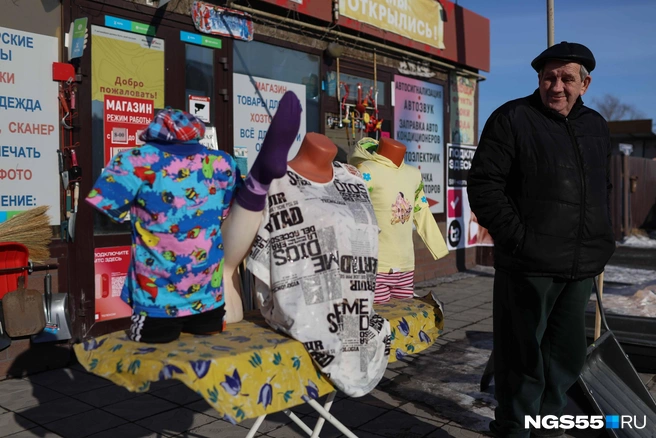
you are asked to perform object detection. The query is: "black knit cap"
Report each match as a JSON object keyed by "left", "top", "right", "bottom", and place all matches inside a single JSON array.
[{"left": 531, "top": 41, "right": 596, "bottom": 73}]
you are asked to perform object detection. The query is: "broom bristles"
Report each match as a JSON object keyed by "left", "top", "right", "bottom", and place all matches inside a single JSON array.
[{"left": 0, "top": 206, "right": 53, "bottom": 262}]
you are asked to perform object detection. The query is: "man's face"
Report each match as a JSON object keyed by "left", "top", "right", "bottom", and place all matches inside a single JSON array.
[{"left": 538, "top": 60, "right": 591, "bottom": 116}]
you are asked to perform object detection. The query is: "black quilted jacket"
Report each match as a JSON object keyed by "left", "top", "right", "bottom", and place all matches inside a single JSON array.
[{"left": 467, "top": 89, "right": 615, "bottom": 279}]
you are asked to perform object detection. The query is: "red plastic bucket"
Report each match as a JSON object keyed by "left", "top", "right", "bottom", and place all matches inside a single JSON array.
[{"left": 0, "top": 242, "right": 30, "bottom": 299}]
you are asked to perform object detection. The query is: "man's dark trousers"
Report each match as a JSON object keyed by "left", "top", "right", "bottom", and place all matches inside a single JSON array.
[{"left": 490, "top": 270, "right": 594, "bottom": 438}]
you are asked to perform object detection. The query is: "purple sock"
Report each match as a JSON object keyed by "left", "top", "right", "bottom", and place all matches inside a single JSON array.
[{"left": 237, "top": 91, "right": 302, "bottom": 211}]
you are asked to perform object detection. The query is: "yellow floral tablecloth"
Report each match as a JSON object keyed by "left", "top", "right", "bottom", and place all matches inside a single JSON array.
[{"left": 74, "top": 297, "right": 443, "bottom": 424}]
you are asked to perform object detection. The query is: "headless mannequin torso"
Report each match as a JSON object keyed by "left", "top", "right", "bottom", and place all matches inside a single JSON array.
[
  {"left": 246, "top": 132, "right": 392, "bottom": 395},
  {"left": 359, "top": 137, "right": 429, "bottom": 303},
  {"left": 288, "top": 132, "right": 337, "bottom": 182},
  {"left": 376, "top": 137, "right": 406, "bottom": 167},
  {"left": 222, "top": 133, "right": 338, "bottom": 323}
]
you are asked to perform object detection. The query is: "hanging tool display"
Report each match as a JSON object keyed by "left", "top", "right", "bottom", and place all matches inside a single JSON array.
[
  {"left": 58, "top": 85, "right": 75, "bottom": 131},
  {"left": 336, "top": 57, "right": 343, "bottom": 129},
  {"left": 57, "top": 150, "right": 69, "bottom": 190},
  {"left": 334, "top": 55, "right": 383, "bottom": 144},
  {"left": 365, "top": 51, "right": 383, "bottom": 137},
  {"left": 364, "top": 99, "right": 382, "bottom": 135},
  {"left": 341, "top": 82, "right": 382, "bottom": 141},
  {"left": 372, "top": 51, "right": 381, "bottom": 139},
  {"left": 60, "top": 161, "right": 80, "bottom": 242},
  {"left": 69, "top": 182, "right": 79, "bottom": 241},
  {"left": 339, "top": 82, "right": 352, "bottom": 148},
  {"left": 57, "top": 75, "right": 81, "bottom": 242},
  {"left": 68, "top": 149, "right": 82, "bottom": 184},
  {"left": 329, "top": 52, "right": 382, "bottom": 150},
  {"left": 355, "top": 83, "right": 366, "bottom": 115}
]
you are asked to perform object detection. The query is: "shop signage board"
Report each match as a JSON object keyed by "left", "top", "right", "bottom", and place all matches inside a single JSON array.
[
  {"left": 450, "top": 75, "right": 477, "bottom": 146},
  {"left": 104, "top": 15, "right": 156, "bottom": 36},
  {"left": 189, "top": 95, "right": 210, "bottom": 123},
  {"left": 232, "top": 74, "right": 307, "bottom": 172},
  {"left": 398, "top": 60, "right": 435, "bottom": 78},
  {"left": 180, "top": 31, "right": 222, "bottom": 49},
  {"left": 94, "top": 246, "right": 132, "bottom": 322},
  {"left": 619, "top": 143, "right": 633, "bottom": 156},
  {"left": 192, "top": 1, "right": 254, "bottom": 42},
  {"left": 339, "top": 0, "right": 445, "bottom": 50},
  {"left": 445, "top": 143, "right": 493, "bottom": 250},
  {"left": 393, "top": 75, "right": 444, "bottom": 214},
  {"left": 103, "top": 95, "right": 154, "bottom": 164},
  {"left": 68, "top": 17, "right": 89, "bottom": 60},
  {"left": 91, "top": 26, "right": 164, "bottom": 164},
  {"left": 0, "top": 27, "right": 59, "bottom": 225}
]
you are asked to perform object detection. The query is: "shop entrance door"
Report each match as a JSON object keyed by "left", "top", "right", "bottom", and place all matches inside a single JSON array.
[{"left": 66, "top": 0, "right": 232, "bottom": 339}]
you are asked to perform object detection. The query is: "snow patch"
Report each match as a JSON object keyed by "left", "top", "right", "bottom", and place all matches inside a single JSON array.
[
  {"left": 603, "top": 265, "right": 656, "bottom": 285},
  {"left": 618, "top": 234, "right": 656, "bottom": 249},
  {"left": 590, "top": 287, "right": 656, "bottom": 318}
]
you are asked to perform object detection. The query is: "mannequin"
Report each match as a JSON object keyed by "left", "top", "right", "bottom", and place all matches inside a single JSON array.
[
  {"left": 246, "top": 132, "right": 391, "bottom": 397},
  {"left": 87, "top": 108, "right": 242, "bottom": 343},
  {"left": 288, "top": 132, "right": 337, "bottom": 182},
  {"left": 349, "top": 137, "right": 449, "bottom": 303},
  {"left": 223, "top": 133, "right": 338, "bottom": 323},
  {"left": 376, "top": 137, "right": 406, "bottom": 167}
]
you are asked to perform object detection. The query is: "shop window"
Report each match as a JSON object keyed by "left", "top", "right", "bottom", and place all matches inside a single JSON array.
[
  {"left": 185, "top": 45, "right": 215, "bottom": 125},
  {"left": 323, "top": 71, "right": 388, "bottom": 163},
  {"left": 233, "top": 40, "right": 320, "bottom": 134}
]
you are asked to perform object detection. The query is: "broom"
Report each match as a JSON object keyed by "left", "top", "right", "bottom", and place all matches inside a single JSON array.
[{"left": 0, "top": 206, "right": 53, "bottom": 263}]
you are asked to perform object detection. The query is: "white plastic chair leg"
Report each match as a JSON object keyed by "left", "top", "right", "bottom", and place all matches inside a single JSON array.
[
  {"left": 303, "top": 392, "right": 359, "bottom": 438},
  {"left": 245, "top": 415, "right": 266, "bottom": 438}
]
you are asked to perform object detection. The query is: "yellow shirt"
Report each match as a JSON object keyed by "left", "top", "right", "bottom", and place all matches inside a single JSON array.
[{"left": 349, "top": 142, "right": 449, "bottom": 273}]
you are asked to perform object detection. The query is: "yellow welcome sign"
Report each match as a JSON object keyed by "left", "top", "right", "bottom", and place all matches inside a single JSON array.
[
  {"left": 91, "top": 26, "right": 165, "bottom": 109},
  {"left": 339, "top": 0, "right": 445, "bottom": 50}
]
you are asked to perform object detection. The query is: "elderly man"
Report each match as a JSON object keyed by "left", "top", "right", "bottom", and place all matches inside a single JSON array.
[{"left": 468, "top": 42, "right": 615, "bottom": 437}]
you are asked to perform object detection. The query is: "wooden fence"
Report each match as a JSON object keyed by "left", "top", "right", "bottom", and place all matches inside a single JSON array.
[{"left": 609, "top": 155, "right": 656, "bottom": 240}]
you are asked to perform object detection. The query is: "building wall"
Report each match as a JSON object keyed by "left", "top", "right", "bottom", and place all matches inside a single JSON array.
[
  {"left": 0, "top": 0, "right": 62, "bottom": 40},
  {"left": 164, "top": 1, "right": 478, "bottom": 281},
  {"left": 0, "top": 0, "right": 74, "bottom": 380},
  {"left": 255, "top": 0, "right": 491, "bottom": 72},
  {"left": 0, "top": 0, "right": 488, "bottom": 379},
  {"left": 413, "top": 228, "right": 478, "bottom": 283}
]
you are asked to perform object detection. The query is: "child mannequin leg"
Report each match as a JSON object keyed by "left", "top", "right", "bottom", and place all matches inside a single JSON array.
[{"left": 374, "top": 270, "right": 415, "bottom": 303}]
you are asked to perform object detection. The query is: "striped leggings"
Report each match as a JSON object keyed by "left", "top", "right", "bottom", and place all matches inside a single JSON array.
[{"left": 374, "top": 270, "right": 414, "bottom": 303}]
